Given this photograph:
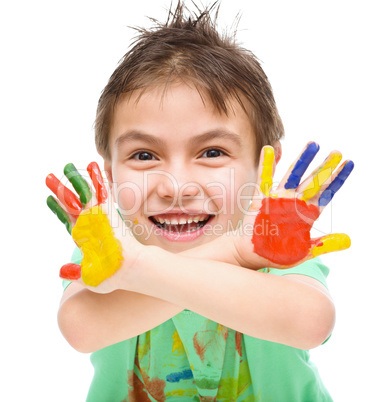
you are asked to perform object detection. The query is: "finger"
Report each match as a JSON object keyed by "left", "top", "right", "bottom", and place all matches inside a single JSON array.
[
  {"left": 46, "top": 173, "right": 82, "bottom": 217},
  {"left": 298, "top": 151, "right": 343, "bottom": 201},
  {"left": 87, "top": 162, "right": 108, "bottom": 205},
  {"left": 317, "top": 160, "right": 354, "bottom": 207},
  {"left": 46, "top": 196, "right": 73, "bottom": 234},
  {"left": 248, "top": 146, "right": 274, "bottom": 212},
  {"left": 60, "top": 263, "right": 81, "bottom": 281},
  {"left": 279, "top": 142, "right": 320, "bottom": 190},
  {"left": 260, "top": 146, "right": 275, "bottom": 197},
  {"left": 310, "top": 233, "right": 351, "bottom": 258},
  {"left": 64, "top": 163, "right": 93, "bottom": 206}
]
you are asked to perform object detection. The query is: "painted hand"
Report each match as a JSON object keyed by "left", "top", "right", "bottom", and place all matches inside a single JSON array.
[
  {"left": 46, "top": 162, "right": 142, "bottom": 290},
  {"left": 232, "top": 142, "right": 354, "bottom": 269}
]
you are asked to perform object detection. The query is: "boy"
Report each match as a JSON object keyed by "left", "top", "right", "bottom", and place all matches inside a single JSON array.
[{"left": 47, "top": 2, "right": 353, "bottom": 400}]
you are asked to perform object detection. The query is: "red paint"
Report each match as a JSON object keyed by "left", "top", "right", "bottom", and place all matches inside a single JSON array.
[
  {"left": 193, "top": 332, "right": 207, "bottom": 362},
  {"left": 144, "top": 376, "right": 166, "bottom": 401},
  {"left": 235, "top": 332, "right": 242, "bottom": 357},
  {"left": 193, "top": 331, "right": 215, "bottom": 363},
  {"left": 59, "top": 263, "right": 81, "bottom": 280},
  {"left": 127, "top": 369, "right": 153, "bottom": 402},
  {"left": 131, "top": 355, "right": 166, "bottom": 401},
  {"left": 87, "top": 162, "right": 108, "bottom": 205},
  {"left": 252, "top": 197, "right": 320, "bottom": 265},
  {"left": 46, "top": 173, "right": 82, "bottom": 216}
]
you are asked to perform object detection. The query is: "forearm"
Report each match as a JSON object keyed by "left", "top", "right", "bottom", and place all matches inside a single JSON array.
[
  {"left": 178, "top": 233, "right": 238, "bottom": 264},
  {"left": 58, "top": 285, "right": 183, "bottom": 353},
  {"left": 57, "top": 235, "right": 241, "bottom": 353},
  {"left": 128, "top": 246, "right": 335, "bottom": 349}
]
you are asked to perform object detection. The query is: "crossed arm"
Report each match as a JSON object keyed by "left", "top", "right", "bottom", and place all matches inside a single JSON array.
[
  {"left": 49, "top": 143, "right": 353, "bottom": 352},
  {"left": 59, "top": 257, "right": 334, "bottom": 353}
]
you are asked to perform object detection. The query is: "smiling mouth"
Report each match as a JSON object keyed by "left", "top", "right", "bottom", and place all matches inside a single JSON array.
[{"left": 149, "top": 215, "right": 214, "bottom": 233}]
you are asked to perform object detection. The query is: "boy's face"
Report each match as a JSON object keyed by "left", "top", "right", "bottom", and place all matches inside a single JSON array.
[{"left": 105, "top": 84, "right": 261, "bottom": 253}]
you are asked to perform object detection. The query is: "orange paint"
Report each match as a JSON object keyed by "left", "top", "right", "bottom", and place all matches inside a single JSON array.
[{"left": 252, "top": 197, "right": 320, "bottom": 265}]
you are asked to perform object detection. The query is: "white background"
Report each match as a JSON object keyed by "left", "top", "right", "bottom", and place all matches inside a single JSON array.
[{"left": 1, "top": 0, "right": 388, "bottom": 400}]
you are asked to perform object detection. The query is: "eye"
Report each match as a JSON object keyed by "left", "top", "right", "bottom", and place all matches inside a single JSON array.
[
  {"left": 130, "top": 151, "right": 156, "bottom": 161},
  {"left": 201, "top": 148, "right": 226, "bottom": 158}
]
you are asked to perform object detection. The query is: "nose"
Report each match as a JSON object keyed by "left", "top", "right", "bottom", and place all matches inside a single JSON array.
[{"left": 147, "top": 168, "right": 202, "bottom": 200}]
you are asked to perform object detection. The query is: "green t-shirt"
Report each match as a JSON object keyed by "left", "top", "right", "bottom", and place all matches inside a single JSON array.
[{"left": 65, "top": 248, "right": 332, "bottom": 401}]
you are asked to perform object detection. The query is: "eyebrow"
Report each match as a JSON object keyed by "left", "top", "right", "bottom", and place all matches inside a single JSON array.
[{"left": 114, "top": 129, "right": 243, "bottom": 149}]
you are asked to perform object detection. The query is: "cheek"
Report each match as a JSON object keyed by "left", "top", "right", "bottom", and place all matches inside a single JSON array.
[
  {"left": 203, "top": 169, "right": 233, "bottom": 215},
  {"left": 113, "top": 172, "right": 144, "bottom": 218},
  {"left": 204, "top": 169, "right": 252, "bottom": 219},
  {"left": 232, "top": 168, "right": 258, "bottom": 214},
  {"left": 238, "top": 181, "right": 257, "bottom": 211}
]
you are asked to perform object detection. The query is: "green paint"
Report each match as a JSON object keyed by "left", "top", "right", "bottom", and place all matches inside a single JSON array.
[
  {"left": 217, "top": 377, "right": 238, "bottom": 399},
  {"left": 217, "top": 360, "right": 253, "bottom": 400},
  {"left": 194, "top": 377, "right": 219, "bottom": 390},
  {"left": 64, "top": 163, "right": 92, "bottom": 206},
  {"left": 47, "top": 196, "right": 72, "bottom": 234}
]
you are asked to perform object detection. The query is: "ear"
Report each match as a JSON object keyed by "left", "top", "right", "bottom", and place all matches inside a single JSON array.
[
  {"left": 103, "top": 159, "right": 116, "bottom": 202},
  {"left": 103, "top": 159, "right": 112, "bottom": 183},
  {"left": 273, "top": 141, "right": 282, "bottom": 165},
  {"left": 272, "top": 141, "right": 282, "bottom": 177},
  {"left": 104, "top": 160, "right": 117, "bottom": 204}
]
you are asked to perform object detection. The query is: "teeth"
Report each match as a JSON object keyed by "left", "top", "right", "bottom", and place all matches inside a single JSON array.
[{"left": 153, "top": 215, "right": 210, "bottom": 225}]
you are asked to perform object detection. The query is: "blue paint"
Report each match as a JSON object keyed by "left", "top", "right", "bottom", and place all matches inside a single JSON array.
[
  {"left": 285, "top": 142, "right": 320, "bottom": 189},
  {"left": 166, "top": 369, "right": 194, "bottom": 383},
  {"left": 318, "top": 160, "right": 354, "bottom": 206}
]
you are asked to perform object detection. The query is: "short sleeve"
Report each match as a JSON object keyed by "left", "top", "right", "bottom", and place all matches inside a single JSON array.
[
  {"left": 263, "top": 257, "right": 330, "bottom": 289},
  {"left": 62, "top": 247, "right": 83, "bottom": 292},
  {"left": 262, "top": 257, "right": 332, "bottom": 344}
]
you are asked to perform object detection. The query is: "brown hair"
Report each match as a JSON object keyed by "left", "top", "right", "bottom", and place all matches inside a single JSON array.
[{"left": 95, "top": 1, "right": 284, "bottom": 163}]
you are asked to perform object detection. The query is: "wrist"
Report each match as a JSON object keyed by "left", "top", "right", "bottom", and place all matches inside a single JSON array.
[
  {"left": 178, "top": 233, "right": 239, "bottom": 265},
  {"left": 122, "top": 244, "right": 162, "bottom": 293}
]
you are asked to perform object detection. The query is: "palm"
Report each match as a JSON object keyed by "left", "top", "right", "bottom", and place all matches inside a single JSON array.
[
  {"left": 46, "top": 162, "right": 142, "bottom": 291},
  {"left": 232, "top": 142, "right": 354, "bottom": 270}
]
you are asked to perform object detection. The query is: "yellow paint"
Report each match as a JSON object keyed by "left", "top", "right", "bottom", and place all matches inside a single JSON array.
[
  {"left": 72, "top": 205, "right": 123, "bottom": 286},
  {"left": 165, "top": 388, "right": 197, "bottom": 397},
  {"left": 138, "top": 331, "right": 151, "bottom": 359},
  {"left": 311, "top": 233, "right": 351, "bottom": 257},
  {"left": 216, "top": 360, "right": 259, "bottom": 400},
  {"left": 172, "top": 330, "right": 185, "bottom": 355},
  {"left": 260, "top": 147, "right": 274, "bottom": 197},
  {"left": 301, "top": 152, "right": 342, "bottom": 201}
]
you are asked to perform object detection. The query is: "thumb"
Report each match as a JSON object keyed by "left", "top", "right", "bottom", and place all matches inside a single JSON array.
[
  {"left": 310, "top": 233, "right": 351, "bottom": 258},
  {"left": 60, "top": 263, "right": 81, "bottom": 281}
]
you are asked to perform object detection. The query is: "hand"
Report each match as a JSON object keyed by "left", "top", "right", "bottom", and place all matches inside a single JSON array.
[
  {"left": 46, "top": 162, "right": 143, "bottom": 292},
  {"left": 231, "top": 142, "right": 354, "bottom": 270}
]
